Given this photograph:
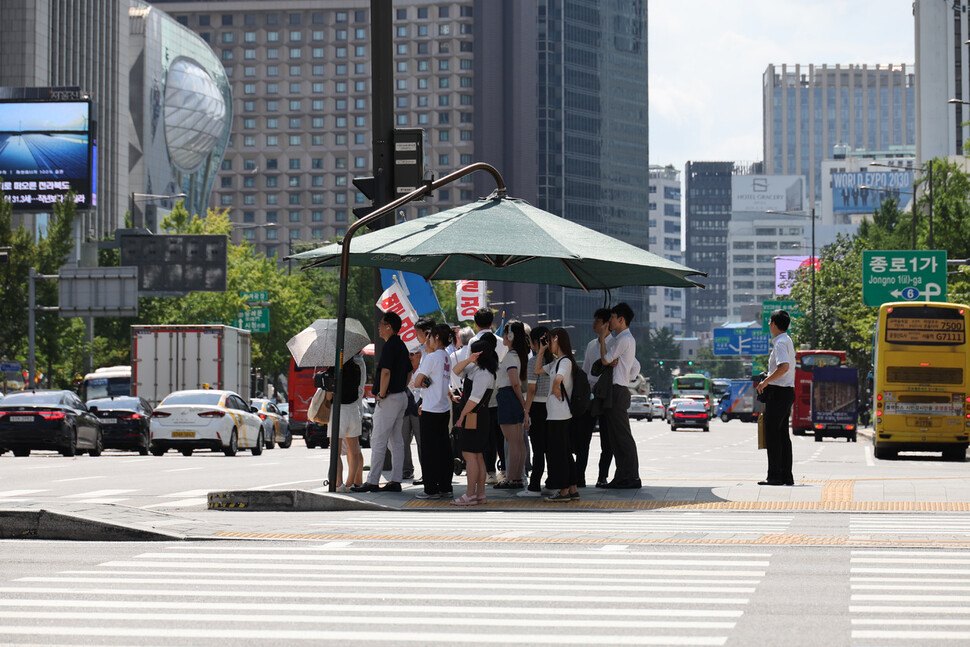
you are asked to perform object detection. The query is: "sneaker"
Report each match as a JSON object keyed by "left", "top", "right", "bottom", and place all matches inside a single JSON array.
[
  {"left": 545, "top": 492, "right": 572, "bottom": 502},
  {"left": 569, "top": 491, "right": 581, "bottom": 501},
  {"left": 415, "top": 491, "right": 441, "bottom": 500},
  {"left": 498, "top": 470, "right": 506, "bottom": 482},
  {"left": 540, "top": 488, "right": 558, "bottom": 497},
  {"left": 517, "top": 489, "right": 541, "bottom": 498},
  {"left": 380, "top": 482, "right": 402, "bottom": 492},
  {"left": 336, "top": 484, "right": 350, "bottom": 493},
  {"left": 485, "top": 473, "right": 498, "bottom": 485}
]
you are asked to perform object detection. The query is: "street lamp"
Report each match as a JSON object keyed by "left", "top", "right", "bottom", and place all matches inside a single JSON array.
[
  {"left": 766, "top": 207, "right": 816, "bottom": 349},
  {"left": 129, "top": 192, "right": 186, "bottom": 231}
]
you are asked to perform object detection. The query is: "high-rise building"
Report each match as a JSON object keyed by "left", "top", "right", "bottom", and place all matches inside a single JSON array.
[
  {"left": 647, "top": 165, "right": 683, "bottom": 335},
  {"left": 0, "top": 0, "right": 229, "bottom": 247},
  {"left": 156, "top": 0, "right": 652, "bottom": 345},
  {"left": 914, "top": 0, "right": 970, "bottom": 163},
  {"left": 683, "top": 161, "right": 762, "bottom": 336},
  {"left": 763, "top": 63, "right": 915, "bottom": 201}
]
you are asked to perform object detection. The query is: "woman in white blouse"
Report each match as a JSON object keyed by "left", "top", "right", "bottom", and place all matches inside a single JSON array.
[{"left": 534, "top": 327, "right": 580, "bottom": 502}]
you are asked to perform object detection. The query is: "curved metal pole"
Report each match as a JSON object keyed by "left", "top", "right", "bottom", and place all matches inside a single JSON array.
[{"left": 327, "top": 163, "right": 506, "bottom": 491}]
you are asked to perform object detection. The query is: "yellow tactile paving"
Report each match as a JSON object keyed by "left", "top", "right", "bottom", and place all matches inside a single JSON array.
[
  {"left": 820, "top": 479, "right": 856, "bottom": 503},
  {"left": 402, "top": 498, "right": 970, "bottom": 511}
]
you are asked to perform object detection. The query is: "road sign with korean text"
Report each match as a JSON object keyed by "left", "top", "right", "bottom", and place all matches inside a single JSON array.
[
  {"left": 235, "top": 307, "right": 270, "bottom": 333},
  {"left": 862, "top": 250, "right": 947, "bottom": 307},
  {"left": 713, "top": 328, "right": 771, "bottom": 356}
]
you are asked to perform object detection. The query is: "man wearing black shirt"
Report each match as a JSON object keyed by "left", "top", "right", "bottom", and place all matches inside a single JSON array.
[{"left": 353, "top": 311, "right": 412, "bottom": 493}]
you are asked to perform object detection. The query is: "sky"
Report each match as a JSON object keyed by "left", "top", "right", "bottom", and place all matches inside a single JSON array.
[{"left": 648, "top": 0, "right": 916, "bottom": 173}]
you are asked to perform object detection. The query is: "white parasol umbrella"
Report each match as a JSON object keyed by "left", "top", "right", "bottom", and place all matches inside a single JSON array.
[{"left": 286, "top": 318, "right": 370, "bottom": 368}]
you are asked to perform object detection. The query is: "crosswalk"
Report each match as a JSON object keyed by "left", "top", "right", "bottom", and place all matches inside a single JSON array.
[
  {"left": 851, "top": 514, "right": 970, "bottom": 539},
  {"left": 850, "top": 548, "right": 970, "bottom": 644},
  {"left": 0, "top": 542, "right": 771, "bottom": 646},
  {"left": 307, "top": 512, "right": 795, "bottom": 540}
]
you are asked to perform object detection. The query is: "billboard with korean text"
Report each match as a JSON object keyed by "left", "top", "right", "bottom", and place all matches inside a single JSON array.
[{"left": 0, "top": 99, "right": 94, "bottom": 210}]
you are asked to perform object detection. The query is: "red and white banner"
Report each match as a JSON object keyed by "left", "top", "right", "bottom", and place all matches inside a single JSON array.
[
  {"left": 377, "top": 283, "right": 421, "bottom": 352},
  {"left": 456, "top": 280, "right": 487, "bottom": 322}
]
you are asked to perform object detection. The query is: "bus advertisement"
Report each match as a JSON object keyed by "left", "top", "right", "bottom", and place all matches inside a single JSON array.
[
  {"left": 872, "top": 302, "right": 970, "bottom": 461},
  {"left": 791, "top": 350, "right": 846, "bottom": 435},
  {"left": 672, "top": 374, "right": 714, "bottom": 418}
]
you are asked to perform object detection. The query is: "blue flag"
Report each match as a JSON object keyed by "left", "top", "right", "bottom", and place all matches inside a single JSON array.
[{"left": 380, "top": 269, "right": 441, "bottom": 317}]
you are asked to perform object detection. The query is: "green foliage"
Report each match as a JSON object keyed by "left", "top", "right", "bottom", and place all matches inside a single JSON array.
[
  {"left": 691, "top": 345, "right": 745, "bottom": 379},
  {"left": 640, "top": 327, "right": 679, "bottom": 390}
]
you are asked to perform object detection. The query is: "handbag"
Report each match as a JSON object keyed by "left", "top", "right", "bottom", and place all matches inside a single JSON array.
[
  {"left": 757, "top": 412, "right": 766, "bottom": 450},
  {"left": 307, "top": 388, "right": 330, "bottom": 425}
]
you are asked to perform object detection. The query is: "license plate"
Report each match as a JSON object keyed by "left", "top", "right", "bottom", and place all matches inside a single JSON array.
[
  {"left": 100, "top": 419, "right": 117, "bottom": 424},
  {"left": 171, "top": 431, "right": 195, "bottom": 438},
  {"left": 914, "top": 417, "right": 932, "bottom": 428},
  {"left": 9, "top": 416, "right": 33, "bottom": 423}
]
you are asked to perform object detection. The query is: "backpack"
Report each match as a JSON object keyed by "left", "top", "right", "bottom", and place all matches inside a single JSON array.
[
  {"left": 339, "top": 360, "right": 361, "bottom": 405},
  {"left": 557, "top": 358, "right": 591, "bottom": 418}
]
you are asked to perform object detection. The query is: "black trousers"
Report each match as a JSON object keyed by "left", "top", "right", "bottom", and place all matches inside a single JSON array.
[
  {"left": 604, "top": 385, "right": 639, "bottom": 482},
  {"left": 763, "top": 385, "right": 795, "bottom": 483},
  {"left": 419, "top": 410, "right": 453, "bottom": 495},
  {"left": 596, "top": 413, "right": 613, "bottom": 483},
  {"left": 527, "top": 401, "right": 548, "bottom": 491},
  {"left": 483, "top": 407, "right": 505, "bottom": 473},
  {"left": 570, "top": 409, "right": 594, "bottom": 486},
  {"left": 545, "top": 418, "right": 576, "bottom": 490}
]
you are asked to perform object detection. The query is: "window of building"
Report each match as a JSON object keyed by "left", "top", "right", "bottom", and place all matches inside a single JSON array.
[
  {"left": 289, "top": 82, "right": 301, "bottom": 93},
  {"left": 221, "top": 177, "right": 232, "bottom": 188},
  {"left": 267, "top": 48, "right": 279, "bottom": 59},
  {"left": 244, "top": 66, "right": 256, "bottom": 77},
  {"left": 289, "top": 135, "right": 301, "bottom": 145},
  {"left": 267, "top": 31, "right": 279, "bottom": 42},
  {"left": 289, "top": 210, "right": 301, "bottom": 222},
  {"left": 221, "top": 32, "right": 233, "bottom": 43},
  {"left": 289, "top": 13, "right": 301, "bottom": 25},
  {"left": 266, "top": 100, "right": 279, "bottom": 111},
  {"left": 417, "top": 7, "right": 428, "bottom": 19},
  {"left": 289, "top": 48, "right": 302, "bottom": 59},
  {"left": 243, "top": 194, "right": 255, "bottom": 205},
  {"left": 244, "top": 177, "right": 255, "bottom": 188},
  {"left": 288, "top": 194, "right": 301, "bottom": 205},
  {"left": 221, "top": 49, "right": 233, "bottom": 61},
  {"left": 220, "top": 194, "right": 233, "bottom": 206},
  {"left": 266, "top": 158, "right": 278, "bottom": 169},
  {"left": 244, "top": 159, "right": 256, "bottom": 170},
  {"left": 312, "top": 117, "right": 324, "bottom": 128},
  {"left": 266, "top": 176, "right": 278, "bottom": 188},
  {"left": 243, "top": 135, "right": 256, "bottom": 147},
  {"left": 289, "top": 30, "right": 302, "bottom": 42},
  {"left": 199, "top": 15, "right": 211, "bottom": 26},
  {"left": 266, "top": 135, "right": 278, "bottom": 146},
  {"left": 243, "top": 118, "right": 256, "bottom": 129},
  {"left": 289, "top": 99, "right": 301, "bottom": 110},
  {"left": 266, "top": 83, "right": 278, "bottom": 94},
  {"left": 354, "top": 156, "right": 367, "bottom": 168}
]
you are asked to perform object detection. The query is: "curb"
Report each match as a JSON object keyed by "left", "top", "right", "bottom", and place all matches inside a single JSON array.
[
  {"left": 0, "top": 508, "right": 186, "bottom": 541},
  {"left": 208, "top": 490, "right": 398, "bottom": 512}
]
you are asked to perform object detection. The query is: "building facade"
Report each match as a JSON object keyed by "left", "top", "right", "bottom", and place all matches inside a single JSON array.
[
  {"left": 915, "top": 0, "right": 970, "bottom": 163},
  {"left": 648, "top": 165, "right": 684, "bottom": 335},
  {"left": 763, "top": 63, "right": 915, "bottom": 202},
  {"left": 157, "top": 0, "right": 653, "bottom": 346}
]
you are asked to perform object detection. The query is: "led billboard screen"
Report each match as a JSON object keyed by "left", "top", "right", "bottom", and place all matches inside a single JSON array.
[
  {"left": 832, "top": 171, "right": 913, "bottom": 214},
  {"left": 732, "top": 175, "right": 806, "bottom": 213},
  {"left": 0, "top": 100, "right": 94, "bottom": 210}
]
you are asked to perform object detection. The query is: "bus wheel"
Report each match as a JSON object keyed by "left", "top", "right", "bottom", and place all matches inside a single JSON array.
[
  {"left": 874, "top": 446, "right": 897, "bottom": 460},
  {"left": 943, "top": 447, "right": 966, "bottom": 462},
  {"left": 720, "top": 413, "right": 730, "bottom": 423}
]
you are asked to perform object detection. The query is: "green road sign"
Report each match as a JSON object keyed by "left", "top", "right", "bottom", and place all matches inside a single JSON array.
[
  {"left": 761, "top": 300, "right": 802, "bottom": 333},
  {"left": 862, "top": 250, "right": 947, "bottom": 307},
  {"left": 236, "top": 307, "right": 270, "bottom": 333},
  {"left": 240, "top": 290, "right": 268, "bottom": 303}
]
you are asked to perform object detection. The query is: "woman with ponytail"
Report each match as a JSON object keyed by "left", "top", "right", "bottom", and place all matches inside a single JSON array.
[
  {"left": 534, "top": 327, "right": 580, "bottom": 502},
  {"left": 494, "top": 320, "right": 529, "bottom": 490}
]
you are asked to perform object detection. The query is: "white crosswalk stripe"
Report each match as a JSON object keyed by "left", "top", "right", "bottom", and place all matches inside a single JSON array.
[
  {"left": 850, "top": 549, "right": 970, "bottom": 644},
  {"left": 306, "top": 512, "right": 794, "bottom": 538},
  {"left": 0, "top": 542, "right": 772, "bottom": 646},
  {"left": 850, "top": 514, "right": 970, "bottom": 537}
]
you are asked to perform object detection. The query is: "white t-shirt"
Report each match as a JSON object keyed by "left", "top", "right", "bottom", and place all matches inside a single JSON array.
[
  {"left": 418, "top": 349, "right": 452, "bottom": 413},
  {"left": 460, "top": 363, "right": 497, "bottom": 408},
  {"left": 496, "top": 351, "right": 522, "bottom": 389},
  {"left": 768, "top": 332, "right": 796, "bottom": 388},
  {"left": 543, "top": 357, "right": 574, "bottom": 421},
  {"left": 604, "top": 328, "right": 636, "bottom": 386},
  {"left": 468, "top": 369, "right": 495, "bottom": 407}
]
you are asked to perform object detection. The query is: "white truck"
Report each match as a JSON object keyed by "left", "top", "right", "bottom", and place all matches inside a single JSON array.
[{"left": 131, "top": 325, "right": 251, "bottom": 406}]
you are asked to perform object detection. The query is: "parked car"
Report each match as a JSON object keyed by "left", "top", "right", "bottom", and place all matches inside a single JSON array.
[
  {"left": 649, "top": 397, "right": 665, "bottom": 419},
  {"left": 629, "top": 394, "right": 652, "bottom": 421},
  {"left": 0, "top": 390, "right": 102, "bottom": 457},
  {"left": 670, "top": 399, "right": 710, "bottom": 432},
  {"left": 86, "top": 396, "right": 153, "bottom": 454},
  {"left": 150, "top": 390, "right": 264, "bottom": 456},
  {"left": 665, "top": 398, "right": 693, "bottom": 425},
  {"left": 250, "top": 398, "right": 293, "bottom": 449}
]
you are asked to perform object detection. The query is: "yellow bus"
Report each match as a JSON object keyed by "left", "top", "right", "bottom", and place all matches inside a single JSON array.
[{"left": 872, "top": 302, "right": 970, "bottom": 461}]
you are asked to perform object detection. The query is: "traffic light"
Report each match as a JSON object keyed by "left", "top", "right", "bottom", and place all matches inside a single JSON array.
[
  {"left": 658, "top": 360, "right": 664, "bottom": 367},
  {"left": 688, "top": 360, "right": 693, "bottom": 366},
  {"left": 352, "top": 176, "right": 377, "bottom": 221}
]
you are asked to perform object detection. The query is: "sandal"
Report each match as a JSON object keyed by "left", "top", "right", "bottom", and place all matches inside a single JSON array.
[
  {"left": 450, "top": 493, "right": 480, "bottom": 506},
  {"left": 475, "top": 493, "right": 487, "bottom": 504}
]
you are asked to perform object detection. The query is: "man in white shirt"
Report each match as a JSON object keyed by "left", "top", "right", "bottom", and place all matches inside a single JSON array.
[
  {"left": 756, "top": 309, "right": 797, "bottom": 486},
  {"left": 598, "top": 302, "right": 641, "bottom": 489},
  {"left": 582, "top": 308, "right": 614, "bottom": 486}
]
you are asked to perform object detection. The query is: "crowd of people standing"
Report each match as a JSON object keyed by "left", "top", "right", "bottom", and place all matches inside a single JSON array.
[{"left": 330, "top": 303, "right": 645, "bottom": 504}]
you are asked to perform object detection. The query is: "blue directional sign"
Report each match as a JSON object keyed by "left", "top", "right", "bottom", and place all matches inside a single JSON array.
[{"left": 713, "top": 328, "right": 771, "bottom": 356}]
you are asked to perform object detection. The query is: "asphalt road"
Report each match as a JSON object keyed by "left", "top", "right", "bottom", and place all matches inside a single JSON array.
[{"left": 1, "top": 417, "right": 965, "bottom": 511}]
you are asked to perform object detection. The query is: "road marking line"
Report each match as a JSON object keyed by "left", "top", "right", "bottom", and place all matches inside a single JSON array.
[
  {"left": 51, "top": 476, "right": 105, "bottom": 483},
  {"left": 139, "top": 498, "right": 207, "bottom": 509},
  {"left": 156, "top": 545, "right": 774, "bottom": 557},
  {"left": 864, "top": 446, "right": 875, "bottom": 467},
  {"left": 0, "top": 626, "right": 730, "bottom": 645},
  {"left": 853, "top": 629, "right": 970, "bottom": 640},
  {"left": 0, "top": 490, "right": 49, "bottom": 498},
  {"left": 852, "top": 594, "right": 970, "bottom": 602},
  {"left": 0, "top": 599, "right": 745, "bottom": 617},
  {"left": 851, "top": 605, "right": 970, "bottom": 614},
  {"left": 62, "top": 489, "right": 137, "bottom": 498},
  {"left": 0, "top": 588, "right": 750, "bottom": 605},
  {"left": 161, "top": 467, "right": 202, "bottom": 473}
]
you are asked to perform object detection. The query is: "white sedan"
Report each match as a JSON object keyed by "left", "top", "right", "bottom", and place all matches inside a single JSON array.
[{"left": 149, "top": 390, "right": 264, "bottom": 457}]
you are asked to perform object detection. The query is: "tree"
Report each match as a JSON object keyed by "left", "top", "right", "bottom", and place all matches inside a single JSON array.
[
  {"left": 691, "top": 345, "right": 744, "bottom": 379},
  {"left": 0, "top": 188, "right": 33, "bottom": 362},
  {"left": 642, "top": 327, "right": 679, "bottom": 391}
]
